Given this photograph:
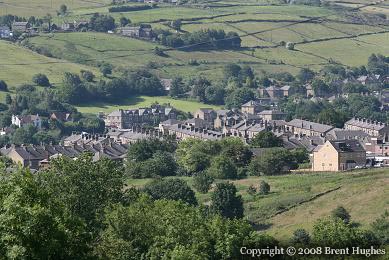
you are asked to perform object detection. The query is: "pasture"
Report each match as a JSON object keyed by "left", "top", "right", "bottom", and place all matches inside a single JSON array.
[
  {"left": 0, "top": 40, "right": 100, "bottom": 87},
  {"left": 76, "top": 95, "right": 223, "bottom": 114}
]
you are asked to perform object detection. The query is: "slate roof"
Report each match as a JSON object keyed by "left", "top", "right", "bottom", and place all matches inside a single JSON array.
[
  {"left": 286, "top": 119, "right": 334, "bottom": 133},
  {"left": 345, "top": 118, "right": 387, "bottom": 131},
  {"left": 329, "top": 140, "right": 365, "bottom": 153}
]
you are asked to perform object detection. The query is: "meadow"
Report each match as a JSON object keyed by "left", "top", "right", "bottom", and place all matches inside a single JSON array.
[
  {"left": 76, "top": 95, "right": 223, "bottom": 114},
  {"left": 0, "top": 40, "right": 100, "bottom": 87},
  {"left": 126, "top": 168, "right": 389, "bottom": 243}
]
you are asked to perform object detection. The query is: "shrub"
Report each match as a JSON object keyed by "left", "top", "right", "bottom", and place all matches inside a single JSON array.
[
  {"left": 193, "top": 172, "right": 214, "bottom": 194},
  {"left": 258, "top": 181, "right": 270, "bottom": 195},
  {"left": 247, "top": 185, "right": 256, "bottom": 196},
  {"left": 331, "top": 206, "right": 351, "bottom": 224},
  {"left": 32, "top": 73, "right": 50, "bottom": 87}
]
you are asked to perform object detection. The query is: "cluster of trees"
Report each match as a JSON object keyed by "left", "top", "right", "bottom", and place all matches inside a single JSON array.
[
  {"left": 108, "top": 5, "right": 153, "bottom": 12},
  {"left": 169, "top": 64, "right": 257, "bottom": 108},
  {"left": 125, "top": 136, "right": 309, "bottom": 182},
  {"left": 58, "top": 69, "right": 165, "bottom": 105},
  {"left": 157, "top": 29, "right": 242, "bottom": 50},
  {"left": 290, "top": 206, "right": 389, "bottom": 250}
]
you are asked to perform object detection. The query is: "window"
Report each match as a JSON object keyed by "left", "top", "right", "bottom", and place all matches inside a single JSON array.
[{"left": 322, "top": 163, "right": 325, "bottom": 166}]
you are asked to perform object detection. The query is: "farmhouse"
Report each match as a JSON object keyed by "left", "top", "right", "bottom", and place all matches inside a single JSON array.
[
  {"left": 312, "top": 140, "right": 366, "bottom": 172},
  {"left": 121, "top": 25, "right": 153, "bottom": 39},
  {"left": 12, "top": 22, "right": 29, "bottom": 32}
]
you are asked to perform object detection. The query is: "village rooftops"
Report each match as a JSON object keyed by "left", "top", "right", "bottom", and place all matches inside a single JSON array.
[
  {"left": 259, "top": 110, "right": 286, "bottom": 115},
  {"left": 286, "top": 119, "right": 334, "bottom": 133},
  {"left": 329, "top": 140, "right": 365, "bottom": 153},
  {"left": 345, "top": 117, "right": 387, "bottom": 131}
]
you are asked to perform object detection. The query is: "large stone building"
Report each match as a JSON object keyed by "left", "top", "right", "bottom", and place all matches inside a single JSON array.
[
  {"left": 105, "top": 105, "right": 176, "bottom": 129},
  {"left": 344, "top": 117, "right": 389, "bottom": 137},
  {"left": 312, "top": 140, "right": 366, "bottom": 172},
  {"left": 258, "top": 110, "right": 286, "bottom": 121},
  {"left": 121, "top": 25, "right": 153, "bottom": 39}
]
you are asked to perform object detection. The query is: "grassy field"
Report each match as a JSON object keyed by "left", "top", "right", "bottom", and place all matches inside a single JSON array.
[
  {"left": 0, "top": 40, "right": 100, "bottom": 87},
  {"left": 76, "top": 95, "right": 223, "bottom": 114},
  {"left": 0, "top": 0, "right": 110, "bottom": 16},
  {"left": 127, "top": 168, "right": 389, "bottom": 243}
]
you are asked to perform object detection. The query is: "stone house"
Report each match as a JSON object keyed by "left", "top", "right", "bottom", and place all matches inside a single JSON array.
[
  {"left": 241, "top": 100, "right": 264, "bottom": 115},
  {"left": 258, "top": 110, "right": 286, "bottom": 121},
  {"left": 121, "top": 25, "right": 153, "bottom": 39},
  {"left": 312, "top": 140, "right": 366, "bottom": 171},
  {"left": 12, "top": 22, "right": 29, "bottom": 32}
]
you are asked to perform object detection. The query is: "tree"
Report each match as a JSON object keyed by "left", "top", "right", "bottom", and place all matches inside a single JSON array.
[
  {"left": 371, "top": 211, "right": 389, "bottom": 244},
  {"left": 331, "top": 206, "right": 351, "bottom": 224},
  {"left": 143, "top": 178, "right": 197, "bottom": 206},
  {"left": 32, "top": 73, "right": 50, "bottom": 87},
  {"left": 100, "top": 63, "right": 113, "bottom": 77},
  {"left": 58, "top": 72, "right": 86, "bottom": 104},
  {"left": 140, "top": 151, "right": 178, "bottom": 177},
  {"left": 312, "top": 218, "right": 379, "bottom": 248},
  {"left": 169, "top": 77, "right": 185, "bottom": 97},
  {"left": 80, "top": 70, "right": 95, "bottom": 82},
  {"left": 193, "top": 172, "right": 214, "bottom": 193},
  {"left": 224, "top": 87, "right": 254, "bottom": 109},
  {"left": 251, "top": 131, "right": 283, "bottom": 148},
  {"left": 171, "top": 19, "right": 182, "bottom": 31},
  {"left": 312, "top": 78, "right": 332, "bottom": 97},
  {"left": 44, "top": 13, "right": 52, "bottom": 32},
  {"left": 291, "top": 229, "right": 311, "bottom": 246},
  {"left": 0, "top": 169, "right": 90, "bottom": 259},
  {"left": 258, "top": 180, "right": 270, "bottom": 195},
  {"left": 38, "top": 154, "right": 124, "bottom": 235},
  {"left": 297, "top": 68, "right": 315, "bottom": 83},
  {"left": 119, "top": 17, "right": 131, "bottom": 27},
  {"left": 89, "top": 13, "right": 115, "bottom": 32},
  {"left": 12, "top": 125, "right": 37, "bottom": 145},
  {"left": 0, "top": 80, "right": 8, "bottom": 91},
  {"left": 211, "top": 182, "right": 244, "bottom": 219},
  {"left": 207, "top": 155, "right": 238, "bottom": 179},
  {"left": 59, "top": 4, "right": 67, "bottom": 15},
  {"left": 5, "top": 94, "right": 11, "bottom": 105},
  {"left": 249, "top": 148, "right": 295, "bottom": 176}
]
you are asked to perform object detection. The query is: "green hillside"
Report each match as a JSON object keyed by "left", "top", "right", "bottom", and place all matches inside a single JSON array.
[
  {"left": 20, "top": 1, "right": 389, "bottom": 80},
  {"left": 127, "top": 168, "right": 389, "bottom": 243},
  {"left": 0, "top": 40, "right": 100, "bottom": 87}
]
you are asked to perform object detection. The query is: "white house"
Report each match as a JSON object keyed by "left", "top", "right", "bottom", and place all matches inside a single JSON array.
[{"left": 12, "top": 114, "right": 42, "bottom": 129}]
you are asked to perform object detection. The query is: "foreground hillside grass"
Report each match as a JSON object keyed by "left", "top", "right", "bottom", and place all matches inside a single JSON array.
[
  {"left": 127, "top": 168, "right": 389, "bottom": 243},
  {"left": 76, "top": 95, "right": 223, "bottom": 114},
  {"left": 0, "top": 40, "right": 100, "bottom": 87}
]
